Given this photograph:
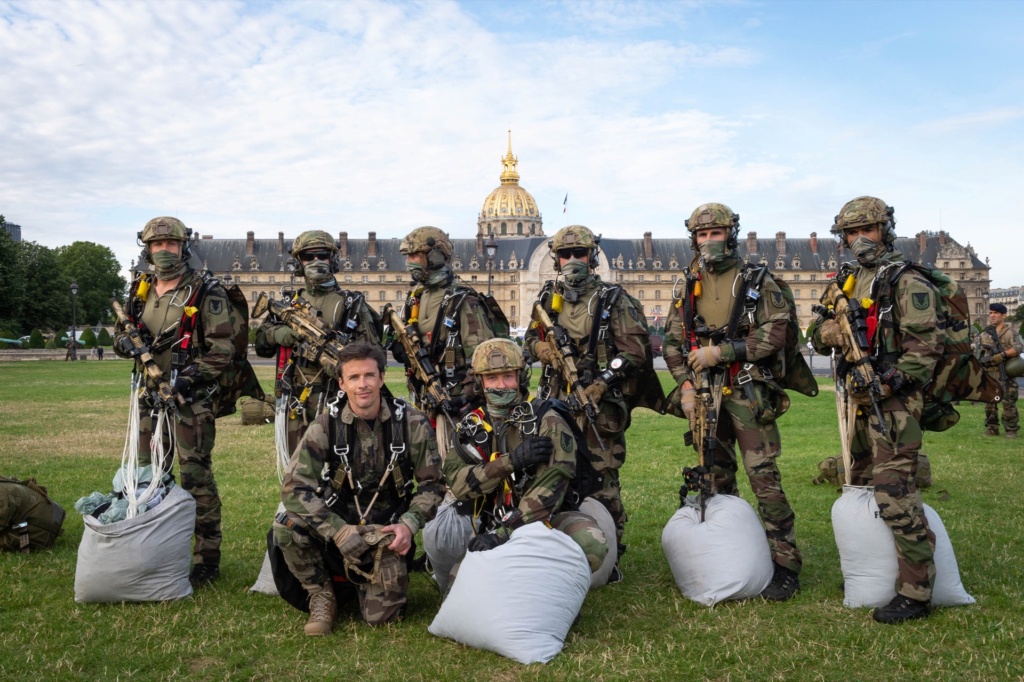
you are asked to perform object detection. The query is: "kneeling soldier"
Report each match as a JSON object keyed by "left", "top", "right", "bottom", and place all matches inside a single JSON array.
[{"left": 273, "top": 342, "right": 443, "bottom": 634}]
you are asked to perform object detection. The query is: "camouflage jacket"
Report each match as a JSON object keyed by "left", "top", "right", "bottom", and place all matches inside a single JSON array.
[
  {"left": 977, "top": 323, "right": 1024, "bottom": 376},
  {"left": 663, "top": 258, "right": 789, "bottom": 387},
  {"left": 280, "top": 398, "right": 443, "bottom": 539},
  {"left": 113, "top": 270, "right": 239, "bottom": 390},
  {"left": 525, "top": 278, "right": 649, "bottom": 391},
  {"left": 444, "top": 401, "right": 576, "bottom": 529},
  {"left": 812, "top": 251, "right": 943, "bottom": 386}
]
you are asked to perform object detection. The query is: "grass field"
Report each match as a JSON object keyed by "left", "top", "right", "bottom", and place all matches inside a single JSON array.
[{"left": 1, "top": 360, "right": 1022, "bottom": 681}]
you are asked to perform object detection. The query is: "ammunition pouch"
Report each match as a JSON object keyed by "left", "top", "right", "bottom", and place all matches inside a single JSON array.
[
  {"left": 342, "top": 525, "right": 398, "bottom": 587},
  {"left": 594, "top": 392, "right": 630, "bottom": 436}
]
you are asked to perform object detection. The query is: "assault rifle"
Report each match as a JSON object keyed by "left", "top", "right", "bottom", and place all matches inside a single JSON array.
[
  {"left": 110, "top": 299, "right": 180, "bottom": 407},
  {"left": 251, "top": 292, "right": 347, "bottom": 377},
  {"left": 682, "top": 367, "right": 723, "bottom": 522},
  {"left": 381, "top": 304, "right": 456, "bottom": 419},
  {"left": 531, "top": 303, "right": 606, "bottom": 450},
  {"left": 979, "top": 325, "right": 1009, "bottom": 384},
  {"left": 814, "top": 279, "right": 887, "bottom": 428}
]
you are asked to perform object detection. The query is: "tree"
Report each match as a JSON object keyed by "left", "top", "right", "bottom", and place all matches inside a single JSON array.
[
  {"left": 97, "top": 328, "right": 113, "bottom": 346},
  {"left": 80, "top": 327, "right": 97, "bottom": 348},
  {"left": 56, "top": 242, "right": 128, "bottom": 326},
  {"left": 28, "top": 329, "right": 45, "bottom": 349},
  {"left": 16, "top": 241, "right": 71, "bottom": 335},
  {"left": 1011, "top": 306, "right": 1024, "bottom": 325},
  {"left": 0, "top": 222, "right": 28, "bottom": 333}
]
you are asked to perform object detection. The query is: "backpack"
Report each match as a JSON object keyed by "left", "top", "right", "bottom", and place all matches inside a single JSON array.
[
  {"left": 1, "top": 476, "right": 66, "bottom": 552},
  {"left": 878, "top": 264, "right": 1001, "bottom": 432},
  {"left": 533, "top": 399, "right": 603, "bottom": 510}
]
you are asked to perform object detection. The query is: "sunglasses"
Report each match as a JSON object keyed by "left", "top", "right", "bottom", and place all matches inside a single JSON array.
[
  {"left": 556, "top": 247, "right": 589, "bottom": 259},
  {"left": 298, "top": 249, "right": 332, "bottom": 262}
]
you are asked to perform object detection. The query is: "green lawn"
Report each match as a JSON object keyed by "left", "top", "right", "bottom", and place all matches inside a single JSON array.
[{"left": 1, "top": 360, "right": 1021, "bottom": 681}]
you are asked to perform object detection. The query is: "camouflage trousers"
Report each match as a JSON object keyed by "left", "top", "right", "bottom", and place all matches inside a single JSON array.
[
  {"left": 552, "top": 510, "right": 609, "bottom": 573},
  {"left": 581, "top": 422, "right": 628, "bottom": 546},
  {"left": 849, "top": 388, "right": 936, "bottom": 602},
  {"left": 140, "top": 399, "right": 221, "bottom": 566},
  {"left": 709, "top": 386, "right": 802, "bottom": 574},
  {"left": 985, "top": 379, "right": 1019, "bottom": 434},
  {"left": 273, "top": 517, "right": 408, "bottom": 627}
]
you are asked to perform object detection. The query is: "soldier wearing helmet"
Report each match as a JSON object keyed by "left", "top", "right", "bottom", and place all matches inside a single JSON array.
[
  {"left": 254, "top": 230, "right": 382, "bottom": 456},
  {"left": 391, "top": 226, "right": 501, "bottom": 424},
  {"left": 662, "top": 203, "right": 804, "bottom": 602},
  {"left": 525, "top": 224, "right": 657, "bottom": 583},
  {"left": 113, "top": 216, "right": 261, "bottom": 588},
  {"left": 812, "top": 196, "right": 942, "bottom": 623},
  {"left": 422, "top": 338, "right": 608, "bottom": 591}
]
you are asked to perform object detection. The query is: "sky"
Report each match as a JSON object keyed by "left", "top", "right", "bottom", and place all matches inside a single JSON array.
[{"left": 2, "top": 0, "right": 1022, "bottom": 286}]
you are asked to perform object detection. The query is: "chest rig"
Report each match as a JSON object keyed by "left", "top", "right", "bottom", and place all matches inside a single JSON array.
[
  {"left": 537, "top": 281, "right": 624, "bottom": 385},
  {"left": 403, "top": 284, "right": 473, "bottom": 389}
]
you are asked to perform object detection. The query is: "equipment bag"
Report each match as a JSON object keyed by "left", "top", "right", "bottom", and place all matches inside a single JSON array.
[
  {"left": 1, "top": 476, "right": 66, "bottom": 552},
  {"left": 422, "top": 496, "right": 475, "bottom": 593},
  {"left": 661, "top": 494, "right": 774, "bottom": 606},
  {"left": 766, "top": 274, "right": 819, "bottom": 397},
  {"left": 831, "top": 485, "right": 973, "bottom": 608},
  {"left": 428, "top": 522, "right": 591, "bottom": 665}
]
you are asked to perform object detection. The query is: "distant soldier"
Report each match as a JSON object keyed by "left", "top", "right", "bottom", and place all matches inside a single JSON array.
[
  {"left": 812, "top": 196, "right": 939, "bottom": 623},
  {"left": 977, "top": 303, "right": 1022, "bottom": 438},
  {"left": 430, "top": 338, "right": 607, "bottom": 583},
  {"left": 663, "top": 203, "right": 803, "bottom": 602},
  {"left": 255, "top": 230, "right": 382, "bottom": 455},
  {"left": 525, "top": 225, "right": 657, "bottom": 581},
  {"left": 273, "top": 342, "right": 443, "bottom": 634},
  {"left": 113, "top": 216, "right": 261, "bottom": 587}
]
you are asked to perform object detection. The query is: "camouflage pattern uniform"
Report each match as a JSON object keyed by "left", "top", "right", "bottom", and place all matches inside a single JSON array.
[
  {"left": 442, "top": 339, "right": 608, "bottom": 573},
  {"left": 255, "top": 230, "right": 382, "bottom": 455},
  {"left": 396, "top": 227, "right": 496, "bottom": 418},
  {"left": 273, "top": 397, "right": 443, "bottom": 625},
  {"left": 978, "top": 323, "right": 1022, "bottom": 435},
  {"left": 812, "top": 197, "right": 938, "bottom": 605},
  {"left": 525, "top": 225, "right": 650, "bottom": 548},
  {"left": 113, "top": 217, "right": 250, "bottom": 571},
  {"left": 663, "top": 204, "right": 802, "bottom": 578}
]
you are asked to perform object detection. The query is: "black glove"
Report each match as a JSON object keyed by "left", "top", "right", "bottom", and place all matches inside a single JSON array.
[
  {"left": 172, "top": 374, "right": 195, "bottom": 402},
  {"left": 509, "top": 436, "right": 553, "bottom": 472},
  {"left": 467, "top": 530, "right": 509, "bottom": 553},
  {"left": 390, "top": 343, "right": 409, "bottom": 366},
  {"left": 114, "top": 335, "right": 142, "bottom": 358}
]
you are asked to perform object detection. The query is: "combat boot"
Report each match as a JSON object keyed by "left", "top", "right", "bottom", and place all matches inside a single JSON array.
[
  {"left": 872, "top": 595, "right": 930, "bottom": 624},
  {"left": 1007, "top": 431, "right": 1017, "bottom": 439},
  {"left": 189, "top": 563, "right": 220, "bottom": 588},
  {"left": 985, "top": 428, "right": 1000, "bottom": 437},
  {"left": 761, "top": 565, "right": 800, "bottom": 602},
  {"left": 304, "top": 585, "right": 337, "bottom": 636}
]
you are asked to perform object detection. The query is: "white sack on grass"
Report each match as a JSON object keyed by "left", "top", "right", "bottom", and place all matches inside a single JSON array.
[
  {"left": 578, "top": 496, "right": 618, "bottom": 588},
  {"left": 422, "top": 499, "right": 474, "bottom": 593},
  {"left": 75, "top": 485, "right": 196, "bottom": 603},
  {"left": 832, "top": 485, "right": 974, "bottom": 608},
  {"left": 428, "top": 522, "right": 591, "bottom": 665},
  {"left": 250, "top": 502, "right": 287, "bottom": 595},
  {"left": 661, "top": 494, "right": 774, "bottom": 607}
]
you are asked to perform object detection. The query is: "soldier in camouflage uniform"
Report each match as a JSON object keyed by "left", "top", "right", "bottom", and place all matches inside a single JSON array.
[
  {"left": 255, "top": 230, "right": 382, "bottom": 455},
  {"left": 662, "top": 203, "right": 803, "bottom": 602},
  {"left": 393, "top": 226, "right": 498, "bottom": 422},
  {"left": 976, "top": 303, "right": 1022, "bottom": 438},
  {"left": 525, "top": 225, "right": 650, "bottom": 580},
  {"left": 811, "top": 196, "right": 939, "bottom": 624},
  {"left": 113, "top": 217, "right": 255, "bottom": 587},
  {"left": 273, "top": 342, "right": 443, "bottom": 634},
  {"left": 432, "top": 338, "right": 608, "bottom": 583}
]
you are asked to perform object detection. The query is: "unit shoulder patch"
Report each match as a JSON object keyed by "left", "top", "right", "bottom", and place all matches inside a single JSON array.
[
  {"left": 560, "top": 431, "right": 574, "bottom": 453},
  {"left": 912, "top": 292, "right": 930, "bottom": 311}
]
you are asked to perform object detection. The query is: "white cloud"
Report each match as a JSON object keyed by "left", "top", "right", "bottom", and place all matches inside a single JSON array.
[{"left": 915, "top": 107, "right": 1024, "bottom": 135}]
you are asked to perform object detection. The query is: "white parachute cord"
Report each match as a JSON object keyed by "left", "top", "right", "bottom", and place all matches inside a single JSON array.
[
  {"left": 274, "top": 398, "right": 290, "bottom": 483},
  {"left": 120, "top": 374, "right": 143, "bottom": 516}
]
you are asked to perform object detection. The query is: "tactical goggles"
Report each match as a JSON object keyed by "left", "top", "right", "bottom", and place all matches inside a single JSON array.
[
  {"left": 556, "top": 247, "right": 589, "bottom": 259},
  {"left": 298, "top": 249, "right": 332, "bottom": 262}
]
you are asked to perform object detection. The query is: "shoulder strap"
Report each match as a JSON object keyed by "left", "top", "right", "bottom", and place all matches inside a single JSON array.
[{"left": 586, "top": 284, "right": 623, "bottom": 362}]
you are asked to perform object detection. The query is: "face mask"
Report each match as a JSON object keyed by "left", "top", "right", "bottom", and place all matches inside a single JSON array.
[
  {"left": 304, "top": 259, "right": 335, "bottom": 287},
  {"left": 425, "top": 264, "right": 454, "bottom": 289},
  {"left": 850, "top": 235, "right": 881, "bottom": 266},
  {"left": 560, "top": 258, "right": 591, "bottom": 288},
  {"left": 151, "top": 249, "right": 187, "bottom": 280},
  {"left": 484, "top": 388, "right": 520, "bottom": 418},
  {"left": 698, "top": 240, "right": 734, "bottom": 270},
  {"left": 407, "top": 261, "right": 428, "bottom": 283}
]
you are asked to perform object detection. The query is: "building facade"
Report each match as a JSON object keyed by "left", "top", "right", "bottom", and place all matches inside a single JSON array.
[{"left": 989, "top": 286, "right": 1022, "bottom": 316}]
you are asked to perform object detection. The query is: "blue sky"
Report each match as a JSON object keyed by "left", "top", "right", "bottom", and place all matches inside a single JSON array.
[{"left": 2, "top": 0, "right": 1022, "bottom": 286}]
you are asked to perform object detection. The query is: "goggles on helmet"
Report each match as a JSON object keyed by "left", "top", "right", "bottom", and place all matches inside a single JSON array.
[{"left": 556, "top": 247, "right": 589, "bottom": 260}]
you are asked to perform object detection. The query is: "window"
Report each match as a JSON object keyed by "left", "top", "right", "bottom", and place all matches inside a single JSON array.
[
  {"left": 471, "top": 275, "right": 477, "bottom": 282},
  {"left": 638, "top": 275, "right": 645, "bottom": 283},
  {"left": 379, "top": 275, "right": 386, "bottom": 282},
  {"left": 959, "top": 272, "right": 964, "bottom": 280},
  {"left": 810, "top": 289, "right": 817, "bottom": 300},
  {"left": 959, "top": 261, "right": 964, "bottom": 269},
  {"left": 655, "top": 290, "right": 661, "bottom": 300},
  {"left": 795, "top": 289, "right": 801, "bottom": 298},
  {"left": 361, "top": 275, "right": 368, "bottom": 283},
  {"left": 810, "top": 274, "right": 817, "bottom": 282},
  {"left": 655, "top": 274, "right": 662, "bottom": 283},
  {"left": 501, "top": 222, "right": 507, "bottom": 235},
  {"left": 345, "top": 275, "right": 352, "bottom": 283},
  {"left": 251, "top": 275, "right": 257, "bottom": 283},
  {"left": 379, "top": 291, "right": 386, "bottom": 301},
  {"left": 510, "top": 290, "right": 517, "bottom": 300},
  {"left": 395, "top": 290, "right": 403, "bottom": 301},
  {"left": 269, "top": 276, "right": 275, "bottom": 283},
  {"left": 792, "top": 274, "right": 800, "bottom": 282},
  {"left": 517, "top": 222, "right": 523, "bottom": 234},
  {"left": 510, "top": 305, "right": 516, "bottom": 318},
  {"left": 510, "top": 275, "right": 517, "bottom": 283},
  {"left": 639, "top": 290, "right": 645, "bottom": 299},
  {"left": 943, "top": 261, "right": 949, "bottom": 269}
]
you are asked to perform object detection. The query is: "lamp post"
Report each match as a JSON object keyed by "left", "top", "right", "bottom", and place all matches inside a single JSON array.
[
  {"left": 485, "top": 238, "right": 497, "bottom": 296},
  {"left": 70, "top": 279, "right": 79, "bottom": 361}
]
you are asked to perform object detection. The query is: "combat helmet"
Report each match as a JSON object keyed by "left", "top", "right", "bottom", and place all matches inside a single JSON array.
[
  {"left": 831, "top": 196, "right": 896, "bottom": 245},
  {"left": 549, "top": 225, "right": 601, "bottom": 269},
  {"left": 470, "top": 338, "right": 529, "bottom": 395},
  {"left": 684, "top": 203, "right": 740, "bottom": 249},
  {"left": 139, "top": 216, "right": 190, "bottom": 244},
  {"left": 400, "top": 226, "right": 453, "bottom": 270},
  {"left": 290, "top": 230, "right": 338, "bottom": 258}
]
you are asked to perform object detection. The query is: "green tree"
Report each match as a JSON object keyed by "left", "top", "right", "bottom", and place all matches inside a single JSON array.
[
  {"left": 28, "top": 329, "right": 45, "bottom": 349},
  {"left": 16, "top": 241, "right": 71, "bottom": 335},
  {"left": 0, "top": 220, "right": 28, "bottom": 334},
  {"left": 56, "top": 242, "right": 128, "bottom": 326},
  {"left": 44, "top": 338, "right": 57, "bottom": 349},
  {"left": 80, "top": 327, "right": 97, "bottom": 348},
  {"left": 1011, "top": 306, "right": 1024, "bottom": 325},
  {"left": 97, "top": 328, "right": 113, "bottom": 346}
]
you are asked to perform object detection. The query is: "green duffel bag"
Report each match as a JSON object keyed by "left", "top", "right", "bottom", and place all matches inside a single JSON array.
[
  {"left": 1005, "top": 356, "right": 1024, "bottom": 379},
  {"left": 1, "top": 476, "right": 66, "bottom": 552}
]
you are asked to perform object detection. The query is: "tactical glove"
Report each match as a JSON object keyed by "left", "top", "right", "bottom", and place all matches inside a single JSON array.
[
  {"left": 687, "top": 345, "right": 723, "bottom": 373},
  {"left": 679, "top": 386, "right": 697, "bottom": 422},
  {"left": 989, "top": 352, "right": 1005, "bottom": 366},
  {"left": 817, "top": 319, "right": 845, "bottom": 349},
  {"left": 533, "top": 338, "right": 559, "bottom": 366},
  {"left": 273, "top": 325, "right": 298, "bottom": 347},
  {"left": 582, "top": 379, "right": 607, "bottom": 404},
  {"left": 114, "top": 335, "right": 143, "bottom": 359},
  {"left": 509, "top": 436, "right": 553, "bottom": 472},
  {"left": 172, "top": 375, "right": 196, "bottom": 402},
  {"left": 390, "top": 342, "right": 409, "bottom": 366},
  {"left": 467, "top": 528, "right": 510, "bottom": 553},
  {"left": 333, "top": 525, "right": 370, "bottom": 562}
]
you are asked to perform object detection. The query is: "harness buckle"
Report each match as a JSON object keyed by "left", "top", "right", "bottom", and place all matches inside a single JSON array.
[{"left": 736, "top": 364, "right": 754, "bottom": 385}]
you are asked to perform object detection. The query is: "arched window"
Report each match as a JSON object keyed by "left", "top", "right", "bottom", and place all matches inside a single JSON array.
[
  {"left": 517, "top": 222, "right": 523, "bottom": 234},
  {"left": 501, "top": 222, "right": 507, "bottom": 235}
]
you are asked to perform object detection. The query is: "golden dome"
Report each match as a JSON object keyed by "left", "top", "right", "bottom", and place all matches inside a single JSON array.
[{"left": 478, "top": 130, "right": 544, "bottom": 238}]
